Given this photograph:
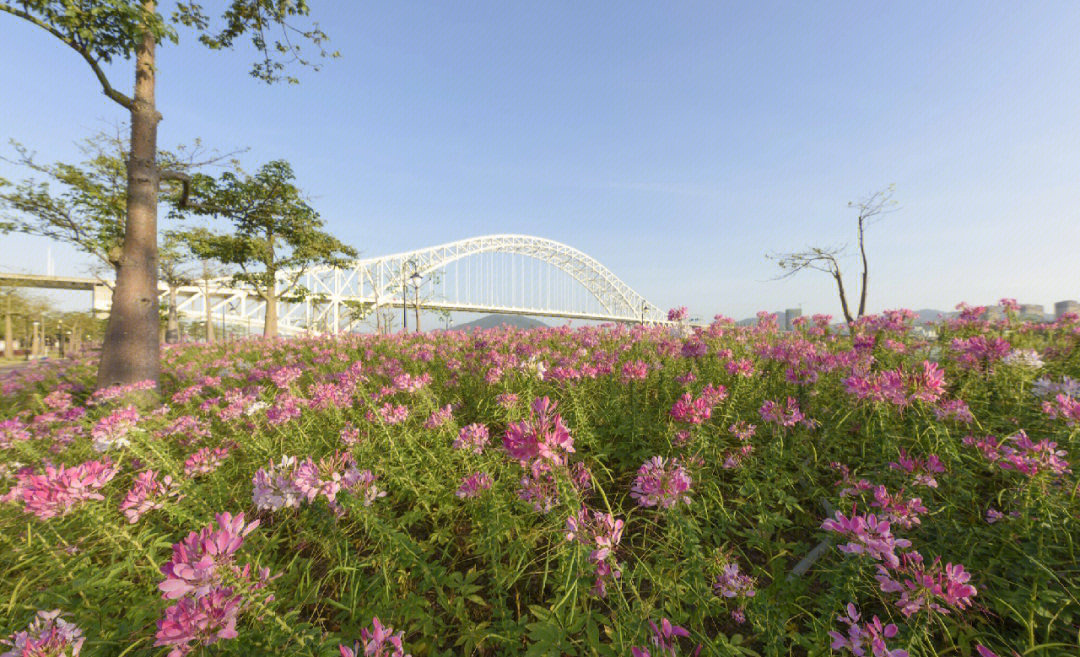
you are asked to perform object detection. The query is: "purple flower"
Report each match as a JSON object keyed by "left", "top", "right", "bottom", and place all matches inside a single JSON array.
[
  {"left": 455, "top": 471, "right": 493, "bottom": 499},
  {"left": 828, "top": 603, "right": 908, "bottom": 657},
  {"left": 454, "top": 423, "right": 490, "bottom": 454},
  {"left": 158, "top": 512, "right": 260, "bottom": 600},
  {"left": 503, "top": 397, "right": 575, "bottom": 467},
  {"left": 821, "top": 508, "right": 911, "bottom": 569},
  {"left": 339, "top": 617, "right": 411, "bottom": 657},
  {"left": 630, "top": 456, "right": 692, "bottom": 509},
  {"left": 2, "top": 609, "right": 85, "bottom": 657},
  {"left": 155, "top": 588, "right": 243, "bottom": 657},
  {"left": 120, "top": 470, "right": 183, "bottom": 524}
]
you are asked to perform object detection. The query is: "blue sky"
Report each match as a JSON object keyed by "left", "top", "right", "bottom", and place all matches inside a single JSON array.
[{"left": 2, "top": 2, "right": 1078, "bottom": 320}]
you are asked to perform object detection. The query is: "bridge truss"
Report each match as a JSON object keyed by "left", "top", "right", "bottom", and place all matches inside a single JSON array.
[{"left": 168, "top": 234, "right": 669, "bottom": 334}]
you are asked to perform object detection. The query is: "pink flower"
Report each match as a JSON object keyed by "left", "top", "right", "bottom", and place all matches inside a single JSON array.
[
  {"left": 725, "top": 358, "right": 756, "bottom": 377},
  {"left": 934, "top": 399, "right": 974, "bottom": 424},
  {"left": 667, "top": 307, "right": 688, "bottom": 322},
  {"left": 155, "top": 587, "right": 243, "bottom": 657},
  {"left": 340, "top": 422, "right": 362, "bottom": 446},
  {"left": 1042, "top": 394, "right": 1080, "bottom": 427},
  {"left": 669, "top": 392, "right": 712, "bottom": 425},
  {"left": 120, "top": 470, "right": 183, "bottom": 524},
  {"left": 423, "top": 404, "right": 454, "bottom": 429},
  {"left": 759, "top": 397, "right": 811, "bottom": 428},
  {"left": 2, "top": 609, "right": 85, "bottom": 657},
  {"left": 91, "top": 405, "right": 140, "bottom": 451},
  {"left": 11, "top": 458, "right": 118, "bottom": 520},
  {"left": 252, "top": 456, "right": 305, "bottom": 511},
  {"left": 158, "top": 512, "right": 260, "bottom": 600},
  {"left": 828, "top": 603, "right": 908, "bottom": 657},
  {"left": 503, "top": 397, "right": 575, "bottom": 467},
  {"left": 875, "top": 553, "right": 978, "bottom": 617},
  {"left": 821, "top": 508, "right": 911, "bottom": 569},
  {"left": 339, "top": 617, "right": 411, "bottom": 657},
  {"left": 621, "top": 360, "right": 650, "bottom": 382},
  {"left": 377, "top": 403, "right": 409, "bottom": 425},
  {"left": 566, "top": 506, "right": 624, "bottom": 596},
  {"left": 713, "top": 560, "right": 756, "bottom": 600},
  {"left": 455, "top": 471, "right": 493, "bottom": 499},
  {"left": 183, "top": 447, "right": 230, "bottom": 478},
  {"left": 453, "top": 423, "right": 490, "bottom": 454},
  {"left": 630, "top": 456, "right": 692, "bottom": 509},
  {"left": 343, "top": 467, "right": 387, "bottom": 507},
  {"left": 631, "top": 618, "right": 693, "bottom": 657}
]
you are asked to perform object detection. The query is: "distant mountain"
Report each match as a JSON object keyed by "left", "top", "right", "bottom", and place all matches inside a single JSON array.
[
  {"left": 914, "top": 309, "right": 954, "bottom": 324},
  {"left": 448, "top": 314, "right": 548, "bottom": 332}
]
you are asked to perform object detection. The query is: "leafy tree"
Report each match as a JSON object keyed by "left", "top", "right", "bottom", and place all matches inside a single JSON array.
[
  {"left": 768, "top": 185, "right": 897, "bottom": 330},
  {"left": 0, "top": 129, "right": 229, "bottom": 279},
  {"left": 0, "top": 0, "right": 336, "bottom": 391},
  {"left": 159, "top": 230, "right": 195, "bottom": 343},
  {"left": 183, "top": 160, "right": 357, "bottom": 337}
]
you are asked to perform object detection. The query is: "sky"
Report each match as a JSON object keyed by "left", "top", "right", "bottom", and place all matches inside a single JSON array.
[{"left": 1, "top": 1, "right": 1079, "bottom": 321}]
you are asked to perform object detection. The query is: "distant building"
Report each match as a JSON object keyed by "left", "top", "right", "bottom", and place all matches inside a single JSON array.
[
  {"left": 1055, "top": 300, "right": 1080, "bottom": 319},
  {"left": 1019, "top": 304, "right": 1045, "bottom": 321},
  {"left": 784, "top": 308, "right": 802, "bottom": 331},
  {"left": 983, "top": 306, "right": 1004, "bottom": 321}
]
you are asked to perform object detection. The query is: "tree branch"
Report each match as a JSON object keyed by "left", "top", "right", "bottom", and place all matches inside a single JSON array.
[
  {"left": 159, "top": 169, "right": 192, "bottom": 207},
  {"left": 0, "top": 4, "right": 135, "bottom": 110}
]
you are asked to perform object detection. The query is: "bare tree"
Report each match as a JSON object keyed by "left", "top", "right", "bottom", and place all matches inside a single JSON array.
[{"left": 768, "top": 185, "right": 897, "bottom": 329}]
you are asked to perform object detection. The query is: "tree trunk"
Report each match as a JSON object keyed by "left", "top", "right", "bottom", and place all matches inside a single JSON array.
[
  {"left": 833, "top": 270, "right": 855, "bottom": 333},
  {"left": 96, "top": 3, "right": 161, "bottom": 391},
  {"left": 201, "top": 261, "right": 215, "bottom": 343},
  {"left": 72, "top": 327, "right": 82, "bottom": 355},
  {"left": 165, "top": 285, "right": 179, "bottom": 343},
  {"left": 857, "top": 217, "right": 869, "bottom": 318},
  {"left": 30, "top": 321, "right": 40, "bottom": 358},
  {"left": 263, "top": 235, "right": 278, "bottom": 338},
  {"left": 3, "top": 297, "right": 11, "bottom": 360},
  {"left": 264, "top": 286, "right": 279, "bottom": 338}
]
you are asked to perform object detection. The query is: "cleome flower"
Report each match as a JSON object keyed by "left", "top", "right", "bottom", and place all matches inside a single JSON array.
[
  {"left": 455, "top": 471, "right": 493, "bottom": 499},
  {"left": 339, "top": 617, "right": 411, "bottom": 657},
  {"left": 630, "top": 456, "right": 692, "bottom": 509},
  {"left": 453, "top": 423, "right": 490, "bottom": 454},
  {"left": 7, "top": 458, "right": 119, "bottom": 520},
  {"left": 1, "top": 609, "right": 85, "bottom": 657},
  {"left": 120, "top": 470, "right": 184, "bottom": 524},
  {"left": 503, "top": 396, "right": 575, "bottom": 467},
  {"left": 158, "top": 512, "right": 261, "bottom": 600},
  {"left": 565, "top": 506, "right": 625, "bottom": 597},
  {"left": 828, "top": 603, "right": 908, "bottom": 657}
]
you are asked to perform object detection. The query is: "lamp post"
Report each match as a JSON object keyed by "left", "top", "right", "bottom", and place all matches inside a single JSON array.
[
  {"left": 409, "top": 271, "right": 422, "bottom": 333},
  {"left": 640, "top": 302, "right": 648, "bottom": 326}
]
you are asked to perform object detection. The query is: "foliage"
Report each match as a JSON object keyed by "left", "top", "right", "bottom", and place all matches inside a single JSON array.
[
  {"left": 0, "top": 303, "right": 1078, "bottom": 656},
  {"left": 0, "top": 130, "right": 228, "bottom": 276},
  {"left": 181, "top": 160, "right": 357, "bottom": 332}
]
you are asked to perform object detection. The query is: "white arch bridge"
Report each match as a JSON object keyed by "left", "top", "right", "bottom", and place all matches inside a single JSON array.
[{"left": 164, "top": 234, "right": 669, "bottom": 334}]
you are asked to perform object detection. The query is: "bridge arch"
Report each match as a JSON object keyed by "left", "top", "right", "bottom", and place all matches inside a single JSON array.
[{"left": 169, "top": 234, "right": 668, "bottom": 333}]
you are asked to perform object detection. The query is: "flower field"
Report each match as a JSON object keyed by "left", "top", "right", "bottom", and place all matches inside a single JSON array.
[{"left": 1, "top": 305, "right": 1079, "bottom": 657}]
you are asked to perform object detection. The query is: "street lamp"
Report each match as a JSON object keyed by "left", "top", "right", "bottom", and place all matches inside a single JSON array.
[
  {"left": 409, "top": 271, "right": 422, "bottom": 333},
  {"left": 640, "top": 302, "right": 648, "bottom": 326}
]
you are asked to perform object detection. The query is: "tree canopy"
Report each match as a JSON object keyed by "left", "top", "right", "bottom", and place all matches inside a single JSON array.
[{"left": 183, "top": 160, "right": 356, "bottom": 336}]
